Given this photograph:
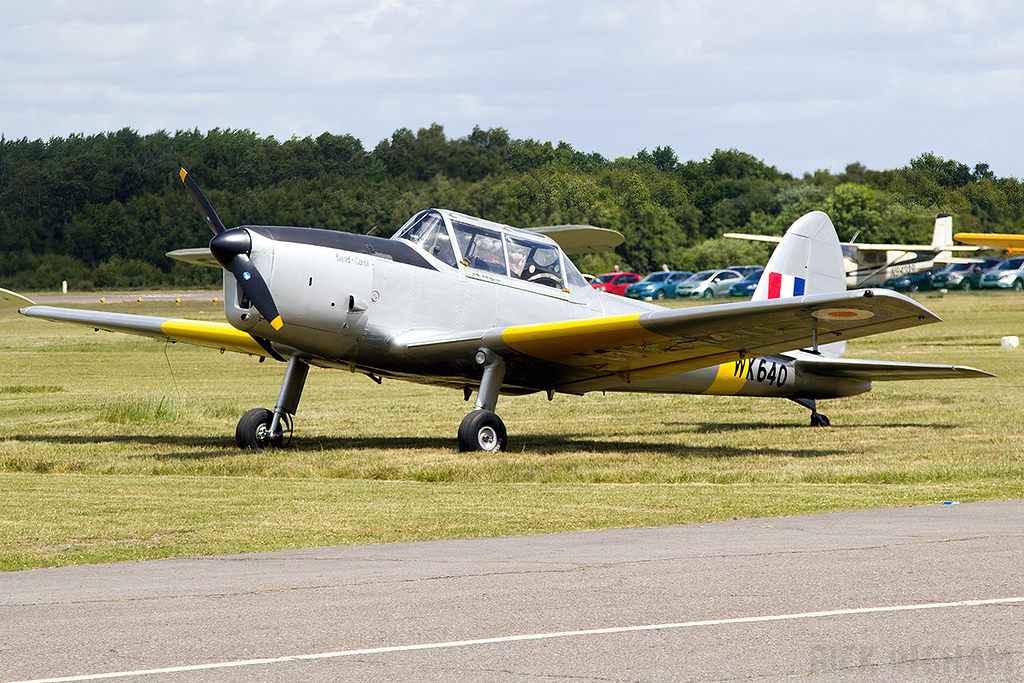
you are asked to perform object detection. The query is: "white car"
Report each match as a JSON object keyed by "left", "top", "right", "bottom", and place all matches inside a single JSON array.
[
  {"left": 675, "top": 269, "right": 744, "bottom": 298},
  {"left": 980, "top": 257, "right": 1024, "bottom": 290}
]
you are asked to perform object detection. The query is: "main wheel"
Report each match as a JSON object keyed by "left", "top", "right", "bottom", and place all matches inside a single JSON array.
[
  {"left": 457, "top": 410, "right": 508, "bottom": 452},
  {"left": 810, "top": 412, "right": 831, "bottom": 427},
  {"left": 236, "top": 408, "right": 284, "bottom": 449}
]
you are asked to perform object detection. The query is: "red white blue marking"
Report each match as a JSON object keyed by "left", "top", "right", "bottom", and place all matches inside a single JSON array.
[{"left": 767, "top": 272, "right": 805, "bottom": 299}]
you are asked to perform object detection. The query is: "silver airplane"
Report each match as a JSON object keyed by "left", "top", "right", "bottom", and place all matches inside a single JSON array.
[{"left": 9, "top": 170, "right": 992, "bottom": 451}]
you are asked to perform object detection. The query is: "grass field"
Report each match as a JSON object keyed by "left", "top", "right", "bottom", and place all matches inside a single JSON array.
[{"left": 1, "top": 289, "right": 1021, "bottom": 571}]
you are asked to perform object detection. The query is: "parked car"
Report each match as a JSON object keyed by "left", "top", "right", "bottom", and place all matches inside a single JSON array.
[
  {"left": 675, "top": 269, "right": 744, "bottom": 298},
  {"left": 883, "top": 269, "right": 940, "bottom": 293},
  {"left": 930, "top": 259, "right": 1003, "bottom": 291},
  {"left": 980, "top": 257, "right": 1024, "bottom": 290},
  {"left": 728, "top": 265, "right": 765, "bottom": 278},
  {"left": 729, "top": 268, "right": 765, "bottom": 297},
  {"left": 590, "top": 271, "right": 641, "bottom": 296},
  {"left": 625, "top": 270, "right": 693, "bottom": 300}
]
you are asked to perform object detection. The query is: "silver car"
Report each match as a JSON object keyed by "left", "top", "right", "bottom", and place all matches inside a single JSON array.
[
  {"left": 675, "top": 269, "right": 744, "bottom": 298},
  {"left": 980, "top": 257, "right": 1024, "bottom": 290}
]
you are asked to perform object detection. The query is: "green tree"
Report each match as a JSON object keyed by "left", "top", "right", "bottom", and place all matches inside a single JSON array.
[{"left": 824, "top": 183, "right": 883, "bottom": 241}]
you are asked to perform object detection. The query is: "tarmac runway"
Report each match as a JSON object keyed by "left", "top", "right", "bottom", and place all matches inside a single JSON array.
[{"left": 2, "top": 500, "right": 1021, "bottom": 683}]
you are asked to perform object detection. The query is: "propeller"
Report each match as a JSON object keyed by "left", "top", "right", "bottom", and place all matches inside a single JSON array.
[
  {"left": 180, "top": 168, "right": 283, "bottom": 331},
  {"left": 179, "top": 168, "right": 227, "bottom": 235}
]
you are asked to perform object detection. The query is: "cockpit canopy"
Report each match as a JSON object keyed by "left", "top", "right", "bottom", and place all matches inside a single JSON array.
[{"left": 393, "top": 209, "right": 589, "bottom": 289}]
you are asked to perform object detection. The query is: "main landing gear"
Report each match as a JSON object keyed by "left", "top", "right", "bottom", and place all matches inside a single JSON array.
[
  {"left": 791, "top": 397, "right": 830, "bottom": 427},
  {"left": 236, "top": 356, "right": 309, "bottom": 449},
  {"left": 234, "top": 350, "right": 510, "bottom": 452},
  {"left": 457, "top": 348, "right": 509, "bottom": 452}
]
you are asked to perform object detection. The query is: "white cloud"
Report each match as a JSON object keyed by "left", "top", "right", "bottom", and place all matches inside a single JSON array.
[{"left": 1, "top": 0, "right": 1022, "bottom": 176}]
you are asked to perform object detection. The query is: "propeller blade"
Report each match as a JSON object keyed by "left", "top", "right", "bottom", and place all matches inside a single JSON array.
[
  {"left": 210, "top": 228, "right": 284, "bottom": 331},
  {"left": 179, "top": 168, "right": 227, "bottom": 235}
]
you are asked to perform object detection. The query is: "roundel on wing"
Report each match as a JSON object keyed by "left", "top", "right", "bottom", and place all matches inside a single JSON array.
[{"left": 810, "top": 307, "right": 875, "bottom": 321}]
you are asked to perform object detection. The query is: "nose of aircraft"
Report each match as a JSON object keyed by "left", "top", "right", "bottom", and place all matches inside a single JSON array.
[{"left": 210, "top": 228, "right": 283, "bottom": 331}]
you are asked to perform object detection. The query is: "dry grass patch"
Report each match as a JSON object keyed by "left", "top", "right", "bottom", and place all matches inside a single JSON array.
[{"left": 0, "top": 290, "right": 1021, "bottom": 569}]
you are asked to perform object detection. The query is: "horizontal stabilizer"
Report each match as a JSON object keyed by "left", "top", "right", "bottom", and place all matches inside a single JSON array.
[
  {"left": 1, "top": 288, "right": 34, "bottom": 309},
  {"left": 526, "top": 225, "right": 624, "bottom": 254},
  {"left": 795, "top": 356, "right": 994, "bottom": 381},
  {"left": 167, "top": 248, "right": 222, "bottom": 268}
]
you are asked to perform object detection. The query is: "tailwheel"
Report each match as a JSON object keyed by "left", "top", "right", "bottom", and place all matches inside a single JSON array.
[
  {"left": 236, "top": 407, "right": 291, "bottom": 449},
  {"left": 457, "top": 410, "right": 507, "bottom": 452},
  {"left": 791, "top": 397, "right": 830, "bottom": 428}
]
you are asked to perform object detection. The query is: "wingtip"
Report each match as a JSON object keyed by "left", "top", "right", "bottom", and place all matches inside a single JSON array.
[{"left": 1, "top": 287, "right": 35, "bottom": 309}]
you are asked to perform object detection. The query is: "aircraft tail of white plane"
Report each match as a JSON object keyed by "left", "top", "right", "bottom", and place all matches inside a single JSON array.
[
  {"left": 931, "top": 214, "right": 954, "bottom": 250},
  {"left": 752, "top": 211, "right": 846, "bottom": 301},
  {"left": 752, "top": 211, "right": 847, "bottom": 357}
]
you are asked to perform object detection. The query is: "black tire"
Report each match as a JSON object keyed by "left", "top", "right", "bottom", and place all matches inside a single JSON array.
[
  {"left": 457, "top": 410, "right": 508, "bottom": 452},
  {"left": 810, "top": 412, "right": 831, "bottom": 427},
  {"left": 1014, "top": 280, "right": 1023, "bottom": 292},
  {"left": 701, "top": 289, "right": 714, "bottom": 298},
  {"left": 236, "top": 407, "right": 283, "bottom": 449},
  {"left": 655, "top": 289, "right": 666, "bottom": 300}
]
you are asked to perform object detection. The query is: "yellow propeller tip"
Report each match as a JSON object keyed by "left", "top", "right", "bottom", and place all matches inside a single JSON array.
[
  {"left": 179, "top": 168, "right": 188, "bottom": 181},
  {"left": 270, "top": 316, "right": 284, "bottom": 330}
]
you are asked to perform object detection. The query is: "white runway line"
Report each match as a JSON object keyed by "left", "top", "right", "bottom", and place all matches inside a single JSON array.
[{"left": 10, "top": 596, "right": 1024, "bottom": 683}]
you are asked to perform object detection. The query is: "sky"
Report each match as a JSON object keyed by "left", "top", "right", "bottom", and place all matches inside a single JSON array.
[{"left": 2, "top": 0, "right": 1023, "bottom": 178}]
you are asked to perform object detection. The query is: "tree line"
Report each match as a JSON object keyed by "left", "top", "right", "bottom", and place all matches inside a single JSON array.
[{"left": 1, "top": 124, "right": 1022, "bottom": 290}]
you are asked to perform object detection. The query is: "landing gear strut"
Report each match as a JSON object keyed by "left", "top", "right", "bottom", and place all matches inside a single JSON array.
[
  {"left": 791, "top": 397, "right": 830, "bottom": 427},
  {"left": 458, "top": 348, "right": 508, "bottom": 452},
  {"left": 236, "top": 356, "right": 309, "bottom": 449}
]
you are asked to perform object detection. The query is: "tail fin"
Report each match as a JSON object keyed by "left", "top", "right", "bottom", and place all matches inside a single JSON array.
[
  {"left": 931, "top": 214, "right": 953, "bottom": 262},
  {"left": 931, "top": 214, "right": 953, "bottom": 249},
  {"left": 752, "top": 211, "right": 845, "bottom": 301},
  {"left": 752, "top": 211, "right": 846, "bottom": 357}
]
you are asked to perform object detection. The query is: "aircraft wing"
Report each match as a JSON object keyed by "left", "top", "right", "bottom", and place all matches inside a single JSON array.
[
  {"left": 18, "top": 306, "right": 274, "bottom": 357},
  {"left": 404, "top": 289, "right": 943, "bottom": 384},
  {"left": 793, "top": 355, "right": 994, "bottom": 381},
  {"left": 842, "top": 244, "right": 979, "bottom": 253},
  {"left": 954, "top": 232, "right": 1024, "bottom": 255},
  {"left": 723, "top": 232, "right": 782, "bottom": 244},
  {"left": 725, "top": 233, "right": 978, "bottom": 253}
]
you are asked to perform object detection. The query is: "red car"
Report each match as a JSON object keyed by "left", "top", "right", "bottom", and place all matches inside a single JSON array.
[{"left": 590, "top": 271, "right": 640, "bottom": 296}]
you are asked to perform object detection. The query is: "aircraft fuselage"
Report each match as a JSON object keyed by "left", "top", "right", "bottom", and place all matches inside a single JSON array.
[{"left": 221, "top": 216, "right": 870, "bottom": 403}]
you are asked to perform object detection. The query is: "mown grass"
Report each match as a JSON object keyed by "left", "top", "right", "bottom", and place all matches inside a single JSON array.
[{"left": 1, "top": 290, "right": 1021, "bottom": 570}]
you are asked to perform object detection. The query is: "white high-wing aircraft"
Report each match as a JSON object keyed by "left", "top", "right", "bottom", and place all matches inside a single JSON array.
[
  {"left": 726, "top": 215, "right": 982, "bottom": 288},
  {"left": 8, "top": 170, "right": 992, "bottom": 451}
]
